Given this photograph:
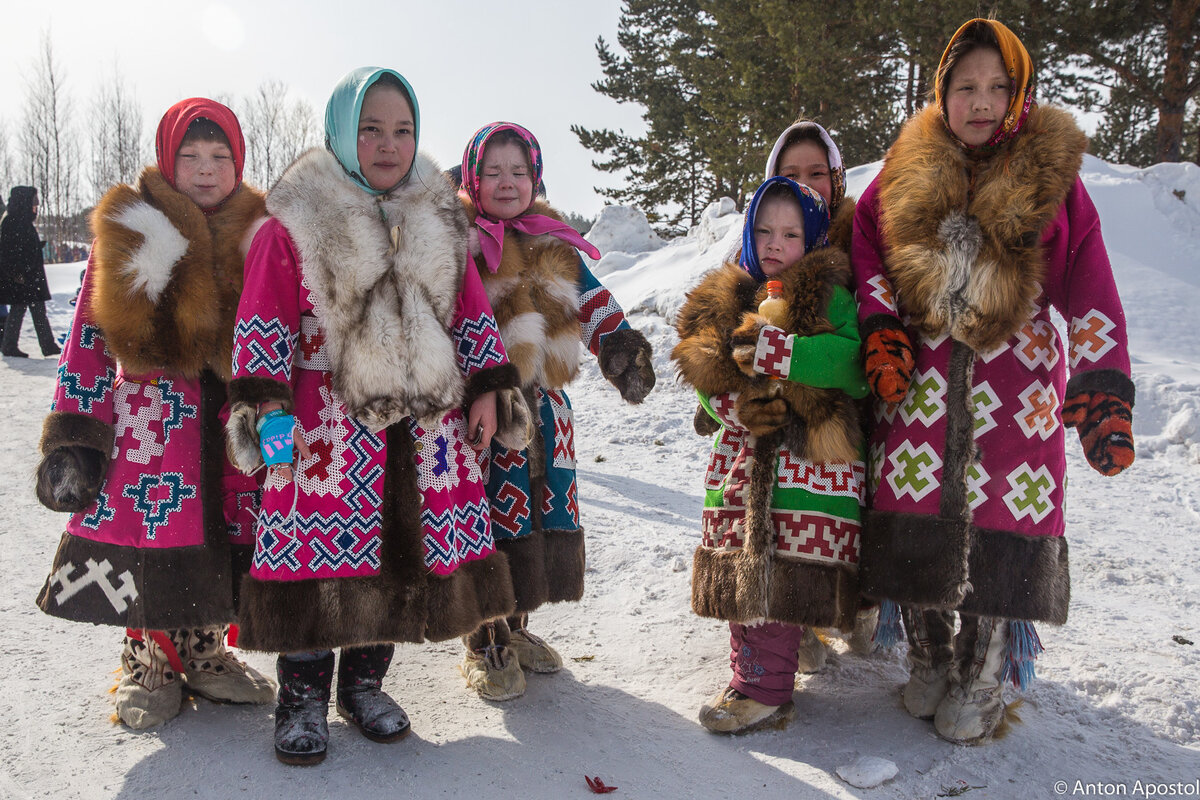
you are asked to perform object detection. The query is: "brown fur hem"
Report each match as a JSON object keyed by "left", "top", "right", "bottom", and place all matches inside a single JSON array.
[
  {"left": 543, "top": 528, "right": 586, "bottom": 603},
  {"left": 1065, "top": 368, "right": 1136, "bottom": 406},
  {"left": 235, "top": 550, "right": 516, "bottom": 652},
  {"left": 36, "top": 530, "right": 237, "bottom": 629},
  {"left": 39, "top": 411, "right": 115, "bottom": 455},
  {"left": 466, "top": 363, "right": 520, "bottom": 407},
  {"left": 859, "top": 509, "right": 1069, "bottom": 624},
  {"left": 690, "top": 546, "right": 859, "bottom": 630}
]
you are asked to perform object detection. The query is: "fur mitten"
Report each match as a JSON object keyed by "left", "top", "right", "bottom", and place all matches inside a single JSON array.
[
  {"left": 863, "top": 316, "right": 914, "bottom": 406},
  {"left": 693, "top": 403, "right": 721, "bottom": 436},
  {"left": 494, "top": 387, "right": 534, "bottom": 451},
  {"left": 599, "top": 328, "right": 655, "bottom": 404},
  {"left": 729, "top": 313, "right": 768, "bottom": 378},
  {"left": 734, "top": 392, "right": 789, "bottom": 437},
  {"left": 36, "top": 446, "right": 109, "bottom": 512},
  {"left": 35, "top": 411, "right": 116, "bottom": 512},
  {"left": 1063, "top": 389, "right": 1134, "bottom": 476}
]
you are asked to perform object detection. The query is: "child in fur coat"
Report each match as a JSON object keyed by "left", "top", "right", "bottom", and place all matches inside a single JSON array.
[
  {"left": 455, "top": 122, "right": 656, "bottom": 701},
  {"left": 674, "top": 177, "right": 869, "bottom": 735},
  {"left": 34, "top": 98, "right": 275, "bottom": 729},
  {"left": 851, "top": 19, "right": 1134, "bottom": 745},
  {"left": 225, "top": 70, "right": 528, "bottom": 765}
]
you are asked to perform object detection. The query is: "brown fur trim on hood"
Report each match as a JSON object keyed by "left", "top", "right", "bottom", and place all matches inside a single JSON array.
[
  {"left": 88, "top": 168, "right": 265, "bottom": 380},
  {"left": 878, "top": 104, "right": 1087, "bottom": 353},
  {"left": 267, "top": 149, "right": 469, "bottom": 433},
  {"left": 462, "top": 197, "right": 584, "bottom": 390}
]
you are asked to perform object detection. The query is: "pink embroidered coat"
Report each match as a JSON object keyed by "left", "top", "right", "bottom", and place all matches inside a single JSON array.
[
  {"left": 851, "top": 106, "right": 1133, "bottom": 624},
  {"left": 226, "top": 149, "right": 518, "bottom": 652}
]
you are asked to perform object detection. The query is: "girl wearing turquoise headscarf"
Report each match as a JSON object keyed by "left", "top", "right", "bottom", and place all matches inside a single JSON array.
[{"left": 226, "top": 68, "right": 528, "bottom": 765}]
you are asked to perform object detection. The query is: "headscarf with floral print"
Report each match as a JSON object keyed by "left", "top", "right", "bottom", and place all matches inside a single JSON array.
[
  {"left": 935, "top": 18, "right": 1036, "bottom": 151},
  {"left": 461, "top": 121, "right": 599, "bottom": 273},
  {"left": 740, "top": 177, "right": 830, "bottom": 283}
]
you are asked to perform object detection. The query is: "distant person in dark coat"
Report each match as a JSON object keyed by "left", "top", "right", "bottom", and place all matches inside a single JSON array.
[{"left": 0, "top": 186, "right": 58, "bottom": 358}]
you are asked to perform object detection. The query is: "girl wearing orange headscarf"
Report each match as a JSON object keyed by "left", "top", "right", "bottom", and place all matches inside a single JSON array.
[{"left": 850, "top": 19, "right": 1134, "bottom": 744}]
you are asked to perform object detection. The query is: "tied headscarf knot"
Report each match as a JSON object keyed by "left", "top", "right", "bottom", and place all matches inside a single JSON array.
[{"left": 462, "top": 121, "right": 600, "bottom": 273}]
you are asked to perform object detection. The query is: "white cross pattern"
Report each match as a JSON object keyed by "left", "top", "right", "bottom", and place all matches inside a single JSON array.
[{"left": 49, "top": 558, "right": 139, "bottom": 614}]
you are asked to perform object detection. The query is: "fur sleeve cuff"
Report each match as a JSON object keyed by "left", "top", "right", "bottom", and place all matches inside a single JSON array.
[
  {"left": 226, "top": 377, "right": 294, "bottom": 474},
  {"left": 859, "top": 312, "right": 906, "bottom": 340},
  {"left": 1065, "top": 368, "right": 1135, "bottom": 406},
  {"left": 40, "top": 411, "right": 115, "bottom": 456},
  {"left": 464, "top": 363, "right": 519, "bottom": 410}
]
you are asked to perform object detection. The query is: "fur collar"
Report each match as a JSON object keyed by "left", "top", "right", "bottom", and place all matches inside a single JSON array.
[
  {"left": 267, "top": 148, "right": 470, "bottom": 431},
  {"left": 878, "top": 104, "right": 1086, "bottom": 352},
  {"left": 462, "top": 197, "right": 583, "bottom": 390},
  {"left": 89, "top": 167, "right": 265, "bottom": 380}
]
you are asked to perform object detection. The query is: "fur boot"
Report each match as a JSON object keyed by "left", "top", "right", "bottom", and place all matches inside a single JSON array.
[
  {"left": 902, "top": 607, "right": 956, "bottom": 719},
  {"left": 336, "top": 644, "right": 410, "bottom": 743},
  {"left": 847, "top": 604, "right": 882, "bottom": 656},
  {"left": 115, "top": 632, "right": 184, "bottom": 729},
  {"left": 173, "top": 626, "right": 275, "bottom": 705},
  {"left": 795, "top": 627, "right": 828, "bottom": 674},
  {"left": 274, "top": 652, "right": 334, "bottom": 766},
  {"left": 460, "top": 620, "right": 525, "bottom": 701},
  {"left": 506, "top": 612, "right": 562, "bottom": 674},
  {"left": 698, "top": 686, "right": 796, "bottom": 735},
  {"left": 934, "top": 615, "right": 1009, "bottom": 745}
]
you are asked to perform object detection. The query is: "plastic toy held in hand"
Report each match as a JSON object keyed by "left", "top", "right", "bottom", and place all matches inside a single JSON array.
[
  {"left": 257, "top": 409, "right": 297, "bottom": 467},
  {"left": 758, "top": 280, "right": 788, "bottom": 327},
  {"left": 759, "top": 280, "right": 787, "bottom": 393}
]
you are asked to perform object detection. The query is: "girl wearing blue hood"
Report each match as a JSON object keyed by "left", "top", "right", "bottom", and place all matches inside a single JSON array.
[
  {"left": 673, "top": 177, "right": 869, "bottom": 735},
  {"left": 225, "top": 68, "right": 528, "bottom": 765}
]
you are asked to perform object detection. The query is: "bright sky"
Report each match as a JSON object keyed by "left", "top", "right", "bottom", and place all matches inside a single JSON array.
[{"left": 0, "top": 0, "right": 646, "bottom": 217}]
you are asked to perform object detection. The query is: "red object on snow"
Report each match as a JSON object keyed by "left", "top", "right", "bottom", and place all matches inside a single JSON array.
[{"left": 585, "top": 776, "right": 617, "bottom": 794}]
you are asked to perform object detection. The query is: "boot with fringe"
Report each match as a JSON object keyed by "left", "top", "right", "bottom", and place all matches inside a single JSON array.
[
  {"left": 173, "top": 626, "right": 276, "bottom": 705},
  {"left": 507, "top": 613, "right": 563, "bottom": 674},
  {"left": 698, "top": 686, "right": 795, "bottom": 735},
  {"left": 336, "top": 644, "right": 410, "bottom": 743},
  {"left": 274, "top": 652, "right": 333, "bottom": 766},
  {"left": 461, "top": 620, "right": 525, "bottom": 701},
  {"left": 902, "top": 607, "right": 955, "bottom": 719},
  {"left": 934, "top": 616, "right": 1009, "bottom": 745},
  {"left": 114, "top": 631, "right": 183, "bottom": 729}
]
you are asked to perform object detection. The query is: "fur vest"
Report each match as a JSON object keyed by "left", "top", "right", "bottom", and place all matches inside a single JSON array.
[
  {"left": 267, "top": 149, "right": 470, "bottom": 431},
  {"left": 673, "top": 250, "right": 862, "bottom": 465},
  {"left": 878, "top": 104, "right": 1087, "bottom": 353},
  {"left": 463, "top": 198, "right": 583, "bottom": 391},
  {"left": 89, "top": 168, "right": 265, "bottom": 380}
]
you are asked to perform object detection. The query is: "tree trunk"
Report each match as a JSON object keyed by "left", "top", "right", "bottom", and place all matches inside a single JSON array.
[{"left": 1155, "top": 0, "right": 1200, "bottom": 163}]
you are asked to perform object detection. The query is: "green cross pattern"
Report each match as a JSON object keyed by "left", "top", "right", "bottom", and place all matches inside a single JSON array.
[
  {"left": 902, "top": 373, "right": 942, "bottom": 422},
  {"left": 1009, "top": 469, "right": 1051, "bottom": 515},
  {"left": 971, "top": 387, "right": 999, "bottom": 433},
  {"left": 966, "top": 464, "right": 985, "bottom": 507},
  {"left": 892, "top": 446, "right": 936, "bottom": 495}
]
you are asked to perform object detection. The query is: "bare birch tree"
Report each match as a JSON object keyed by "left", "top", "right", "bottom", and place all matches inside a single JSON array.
[
  {"left": 89, "top": 66, "right": 145, "bottom": 202},
  {"left": 240, "top": 81, "right": 319, "bottom": 190},
  {"left": 20, "top": 31, "right": 80, "bottom": 251}
]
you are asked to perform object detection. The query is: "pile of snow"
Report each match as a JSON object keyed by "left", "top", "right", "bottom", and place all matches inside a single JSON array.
[{"left": 585, "top": 204, "right": 666, "bottom": 278}]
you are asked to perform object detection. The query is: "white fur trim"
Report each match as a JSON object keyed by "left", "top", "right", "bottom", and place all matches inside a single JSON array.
[
  {"left": 111, "top": 200, "right": 189, "bottom": 303},
  {"left": 500, "top": 312, "right": 546, "bottom": 349},
  {"left": 539, "top": 272, "right": 581, "bottom": 314},
  {"left": 538, "top": 331, "right": 583, "bottom": 385},
  {"left": 266, "top": 149, "right": 469, "bottom": 431}
]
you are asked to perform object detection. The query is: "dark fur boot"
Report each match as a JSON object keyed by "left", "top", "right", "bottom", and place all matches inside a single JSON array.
[
  {"left": 274, "top": 652, "right": 334, "bottom": 766},
  {"left": 336, "top": 644, "right": 410, "bottom": 743}
]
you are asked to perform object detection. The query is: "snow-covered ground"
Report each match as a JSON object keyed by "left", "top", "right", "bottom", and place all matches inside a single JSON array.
[{"left": 2, "top": 156, "right": 1198, "bottom": 798}]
